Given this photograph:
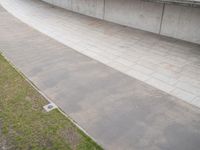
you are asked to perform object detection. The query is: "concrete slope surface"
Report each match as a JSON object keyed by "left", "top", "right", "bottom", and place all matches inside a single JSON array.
[
  {"left": 1, "top": 0, "right": 200, "bottom": 109},
  {"left": 1, "top": 4, "right": 200, "bottom": 150}
]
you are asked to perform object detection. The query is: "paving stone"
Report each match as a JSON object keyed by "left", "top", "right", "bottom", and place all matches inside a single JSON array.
[
  {"left": 175, "top": 82, "right": 200, "bottom": 96},
  {"left": 152, "top": 72, "right": 178, "bottom": 85},
  {"left": 131, "top": 64, "right": 154, "bottom": 75},
  {"left": 126, "top": 69, "right": 151, "bottom": 81},
  {"left": 192, "top": 97, "right": 200, "bottom": 108},
  {"left": 114, "top": 57, "right": 135, "bottom": 67},
  {"left": 146, "top": 78, "right": 175, "bottom": 93},
  {"left": 170, "top": 89, "right": 196, "bottom": 104}
]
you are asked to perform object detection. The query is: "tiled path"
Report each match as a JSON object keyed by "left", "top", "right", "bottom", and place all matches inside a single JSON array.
[
  {"left": 1, "top": 3, "right": 200, "bottom": 150},
  {"left": 1, "top": 0, "right": 200, "bottom": 108}
]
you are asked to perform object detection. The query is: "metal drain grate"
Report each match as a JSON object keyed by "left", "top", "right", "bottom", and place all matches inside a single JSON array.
[{"left": 43, "top": 103, "right": 57, "bottom": 112}]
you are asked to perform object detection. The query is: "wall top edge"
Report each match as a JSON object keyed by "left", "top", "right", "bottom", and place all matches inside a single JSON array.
[{"left": 143, "top": 0, "right": 200, "bottom": 8}]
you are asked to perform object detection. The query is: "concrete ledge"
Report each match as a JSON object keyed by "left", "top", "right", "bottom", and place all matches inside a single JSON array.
[{"left": 144, "top": 0, "right": 200, "bottom": 7}]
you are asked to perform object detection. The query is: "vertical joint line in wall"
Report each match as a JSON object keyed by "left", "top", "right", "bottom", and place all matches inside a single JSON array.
[
  {"left": 71, "top": 0, "right": 73, "bottom": 11},
  {"left": 103, "top": 0, "right": 106, "bottom": 19},
  {"left": 159, "top": 3, "right": 165, "bottom": 35}
]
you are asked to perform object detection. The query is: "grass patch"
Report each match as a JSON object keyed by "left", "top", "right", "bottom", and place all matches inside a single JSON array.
[{"left": 0, "top": 54, "right": 103, "bottom": 150}]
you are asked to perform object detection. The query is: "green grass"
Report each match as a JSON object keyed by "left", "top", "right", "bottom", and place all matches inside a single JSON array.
[{"left": 0, "top": 54, "right": 103, "bottom": 150}]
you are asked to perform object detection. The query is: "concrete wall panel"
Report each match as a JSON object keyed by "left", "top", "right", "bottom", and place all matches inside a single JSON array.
[
  {"left": 161, "top": 4, "right": 200, "bottom": 44},
  {"left": 72, "top": 0, "right": 104, "bottom": 19},
  {"left": 104, "top": 0, "right": 163, "bottom": 33},
  {"left": 42, "top": 0, "right": 72, "bottom": 10}
]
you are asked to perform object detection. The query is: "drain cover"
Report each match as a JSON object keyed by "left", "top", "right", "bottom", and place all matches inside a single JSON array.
[{"left": 43, "top": 103, "right": 57, "bottom": 112}]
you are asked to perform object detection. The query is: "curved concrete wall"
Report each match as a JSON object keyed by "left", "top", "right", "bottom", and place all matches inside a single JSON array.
[
  {"left": 42, "top": 0, "right": 72, "bottom": 10},
  {"left": 104, "top": 0, "right": 163, "bottom": 33},
  {"left": 41, "top": 0, "right": 200, "bottom": 44},
  {"left": 42, "top": 0, "right": 104, "bottom": 18},
  {"left": 161, "top": 4, "right": 200, "bottom": 44},
  {"left": 72, "top": 0, "right": 104, "bottom": 19}
]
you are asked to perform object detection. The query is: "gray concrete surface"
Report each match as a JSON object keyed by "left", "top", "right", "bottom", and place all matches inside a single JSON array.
[
  {"left": 1, "top": 5, "right": 200, "bottom": 150},
  {"left": 2, "top": 0, "right": 200, "bottom": 108},
  {"left": 40, "top": 0, "right": 200, "bottom": 44}
]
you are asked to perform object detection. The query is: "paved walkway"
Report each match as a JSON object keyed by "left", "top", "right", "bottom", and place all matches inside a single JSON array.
[
  {"left": 1, "top": 3, "right": 200, "bottom": 150},
  {"left": 1, "top": 0, "right": 200, "bottom": 108}
]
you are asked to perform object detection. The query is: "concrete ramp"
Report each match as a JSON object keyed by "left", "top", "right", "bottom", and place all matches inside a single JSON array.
[{"left": 1, "top": 4, "right": 200, "bottom": 150}]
